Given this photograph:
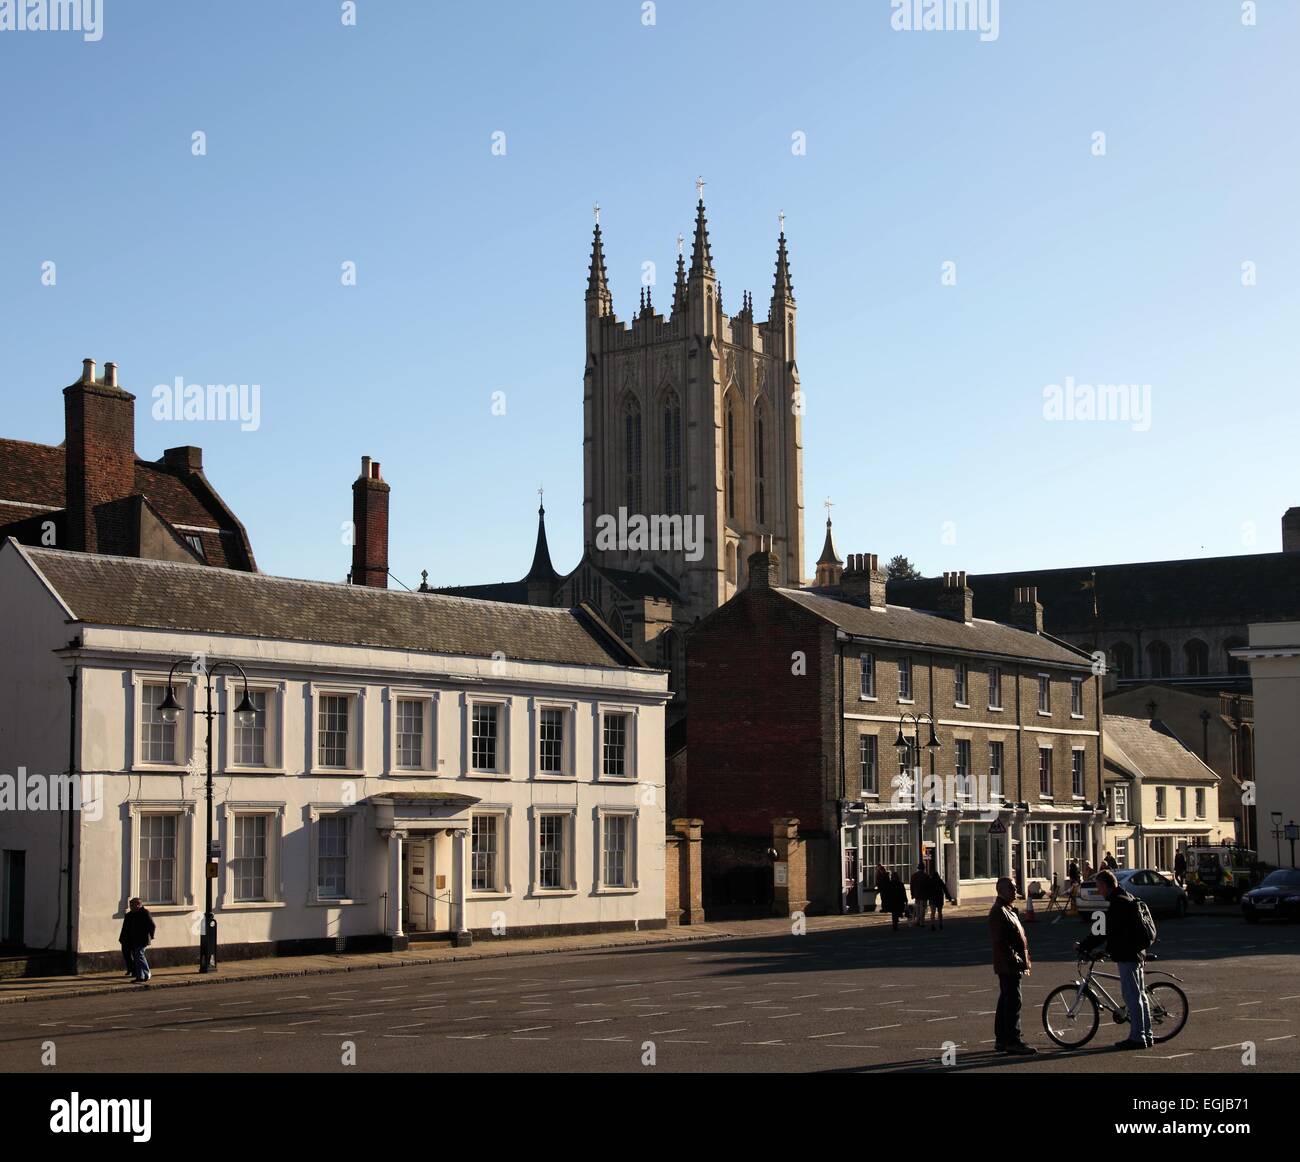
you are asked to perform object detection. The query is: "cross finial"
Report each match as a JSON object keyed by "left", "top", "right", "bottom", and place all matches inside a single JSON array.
[
  {"left": 695, "top": 175, "right": 706, "bottom": 201},
  {"left": 677, "top": 232, "right": 684, "bottom": 257},
  {"left": 823, "top": 497, "right": 834, "bottom": 523},
  {"left": 593, "top": 202, "right": 600, "bottom": 226},
  {"left": 779, "top": 210, "right": 785, "bottom": 235}
]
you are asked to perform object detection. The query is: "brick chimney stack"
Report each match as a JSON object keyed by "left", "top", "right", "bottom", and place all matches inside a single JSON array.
[
  {"left": 63, "top": 357, "right": 137, "bottom": 553},
  {"left": 937, "top": 570, "right": 974, "bottom": 623},
  {"left": 1009, "top": 586, "right": 1044, "bottom": 634},
  {"left": 839, "top": 552, "right": 888, "bottom": 609},
  {"left": 351, "top": 456, "right": 390, "bottom": 588},
  {"left": 746, "top": 535, "right": 780, "bottom": 590},
  {"left": 1283, "top": 508, "right": 1300, "bottom": 553}
]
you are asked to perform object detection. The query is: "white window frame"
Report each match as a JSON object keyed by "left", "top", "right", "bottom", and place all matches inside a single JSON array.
[
  {"left": 310, "top": 685, "right": 366, "bottom": 775},
  {"left": 859, "top": 652, "right": 876, "bottom": 700},
  {"left": 859, "top": 732, "right": 879, "bottom": 798},
  {"left": 532, "top": 807, "right": 577, "bottom": 894},
  {"left": 954, "top": 738, "right": 973, "bottom": 801},
  {"left": 1037, "top": 673, "right": 1051, "bottom": 716},
  {"left": 1155, "top": 786, "right": 1168, "bottom": 819},
  {"left": 307, "top": 806, "right": 363, "bottom": 906},
  {"left": 988, "top": 740, "right": 1005, "bottom": 801},
  {"left": 1177, "top": 786, "right": 1187, "bottom": 819},
  {"left": 219, "top": 802, "right": 286, "bottom": 908},
  {"left": 532, "top": 699, "right": 577, "bottom": 779},
  {"left": 223, "top": 678, "right": 285, "bottom": 774},
  {"left": 898, "top": 656, "right": 913, "bottom": 703},
  {"left": 596, "top": 704, "right": 638, "bottom": 781},
  {"left": 127, "top": 800, "right": 196, "bottom": 913},
  {"left": 1110, "top": 784, "right": 1130, "bottom": 822},
  {"left": 131, "top": 672, "right": 195, "bottom": 771},
  {"left": 1038, "top": 746, "right": 1053, "bottom": 800},
  {"left": 1070, "top": 676, "right": 1085, "bottom": 718},
  {"left": 595, "top": 807, "right": 639, "bottom": 892},
  {"left": 987, "top": 664, "right": 1003, "bottom": 711},
  {"left": 1195, "top": 787, "right": 1206, "bottom": 819},
  {"left": 1071, "top": 747, "right": 1086, "bottom": 800},
  {"left": 954, "top": 661, "right": 968, "bottom": 708},
  {"left": 387, "top": 689, "right": 438, "bottom": 775},
  {"left": 464, "top": 696, "right": 511, "bottom": 778},
  {"left": 469, "top": 808, "right": 511, "bottom": 896}
]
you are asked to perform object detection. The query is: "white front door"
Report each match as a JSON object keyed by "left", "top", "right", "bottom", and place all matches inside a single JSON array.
[{"left": 406, "top": 838, "right": 431, "bottom": 930}]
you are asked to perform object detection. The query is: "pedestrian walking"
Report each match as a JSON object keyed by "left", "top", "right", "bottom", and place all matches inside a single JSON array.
[
  {"left": 119, "top": 897, "right": 156, "bottom": 983},
  {"left": 1174, "top": 848, "right": 1187, "bottom": 888},
  {"left": 927, "top": 868, "right": 955, "bottom": 930},
  {"left": 1082, "top": 860, "right": 1095, "bottom": 881},
  {"left": 1079, "top": 869, "right": 1157, "bottom": 1049},
  {"left": 1067, "top": 858, "right": 1081, "bottom": 886},
  {"left": 1103, "top": 851, "right": 1118, "bottom": 871},
  {"left": 878, "top": 869, "right": 904, "bottom": 931},
  {"left": 910, "top": 862, "right": 929, "bottom": 928},
  {"left": 988, "top": 876, "right": 1036, "bottom": 1055}
]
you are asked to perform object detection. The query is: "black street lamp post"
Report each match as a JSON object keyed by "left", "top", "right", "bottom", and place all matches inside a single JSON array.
[
  {"left": 894, "top": 711, "right": 941, "bottom": 874},
  {"left": 158, "top": 658, "right": 257, "bottom": 973},
  {"left": 1271, "top": 811, "right": 1285, "bottom": 870}
]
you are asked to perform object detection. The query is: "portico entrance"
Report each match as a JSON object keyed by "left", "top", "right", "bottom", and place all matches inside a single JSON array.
[{"left": 369, "top": 791, "right": 480, "bottom": 947}]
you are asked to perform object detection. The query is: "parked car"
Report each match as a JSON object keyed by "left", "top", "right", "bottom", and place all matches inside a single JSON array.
[
  {"left": 1241, "top": 869, "right": 1300, "bottom": 923},
  {"left": 1076, "top": 868, "right": 1189, "bottom": 919}
]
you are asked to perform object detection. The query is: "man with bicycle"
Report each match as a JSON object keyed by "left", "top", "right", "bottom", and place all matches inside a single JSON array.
[{"left": 1078, "top": 869, "right": 1154, "bottom": 1050}]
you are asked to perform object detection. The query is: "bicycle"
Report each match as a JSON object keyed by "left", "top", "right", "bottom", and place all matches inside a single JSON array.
[{"left": 1041, "top": 951, "right": 1188, "bottom": 1048}]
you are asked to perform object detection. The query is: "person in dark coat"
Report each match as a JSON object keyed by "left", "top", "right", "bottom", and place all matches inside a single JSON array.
[
  {"left": 927, "top": 869, "right": 955, "bottom": 930},
  {"left": 1174, "top": 849, "right": 1188, "bottom": 887},
  {"left": 988, "top": 876, "right": 1036, "bottom": 1054},
  {"left": 1079, "top": 870, "right": 1154, "bottom": 1049},
  {"left": 119, "top": 898, "right": 156, "bottom": 983},
  {"left": 910, "top": 863, "right": 930, "bottom": 928}
]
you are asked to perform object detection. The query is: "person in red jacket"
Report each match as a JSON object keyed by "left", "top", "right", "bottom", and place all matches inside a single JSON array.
[{"left": 988, "top": 876, "right": 1036, "bottom": 1055}]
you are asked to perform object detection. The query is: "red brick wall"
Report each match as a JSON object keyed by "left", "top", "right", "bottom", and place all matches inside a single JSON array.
[
  {"left": 351, "top": 471, "right": 390, "bottom": 587},
  {"left": 686, "top": 588, "right": 835, "bottom": 838},
  {"left": 63, "top": 382, "right": 137, "bottom": 554}
]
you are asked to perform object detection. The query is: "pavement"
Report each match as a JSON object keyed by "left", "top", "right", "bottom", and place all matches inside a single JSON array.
[{"left": 0, "top": 905, "right": 1287, "bottom": 1074}]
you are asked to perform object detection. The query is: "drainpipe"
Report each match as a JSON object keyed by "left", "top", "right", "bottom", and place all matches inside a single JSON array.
[{"left": 838, "top": 636, "right": 846, "bottom": 913}]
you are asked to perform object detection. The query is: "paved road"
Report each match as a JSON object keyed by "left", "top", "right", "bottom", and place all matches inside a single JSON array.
[{"left": 2, "top": 913, "right": 1296, "bottom": 1073}]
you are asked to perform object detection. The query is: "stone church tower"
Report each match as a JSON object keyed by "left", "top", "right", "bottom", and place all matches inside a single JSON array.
[{"left": 581, "top": 193, "right": 805, "bottom": 624}]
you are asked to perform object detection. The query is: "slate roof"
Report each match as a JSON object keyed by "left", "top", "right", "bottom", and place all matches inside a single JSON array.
[
  {"left": 1102, "top": 715, "right": 1218, "bottom": 784},
  {"left": 18, "top": 545, "right": 645, "bottom": 669},
  {"left": 888, "top": 552, "right": 1300, "bottom": 633},
  {"left": 781, "top": 587, "right": 1091, "bottom": 668},
  {"left": 0, "top": 437, "right": 255, "bottom": 570}
]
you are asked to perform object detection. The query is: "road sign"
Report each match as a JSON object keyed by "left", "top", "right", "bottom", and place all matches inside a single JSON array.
[{"left": 988, "top": 818, "right": 1006, "bottom": 835}]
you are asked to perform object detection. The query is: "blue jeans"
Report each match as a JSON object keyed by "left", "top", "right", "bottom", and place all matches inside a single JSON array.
[
  {"left": 127, "top": 945, "right": 151, "bottom": 982},
  {"left": 1118, "top": 960, "right": 1151, "bottom": 1045}
]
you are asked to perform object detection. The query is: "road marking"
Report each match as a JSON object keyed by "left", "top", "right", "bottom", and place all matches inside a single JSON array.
[
  {"left": 809, "top": 1031, "right": 847, "bottom": 1039},
  {"left": 926, "top": 1016, "right": 959, "bottom": 1023},
  {"left": 157, "top": 1007, "right": 192, "bottom": 1014},
  {"left": 664, "top": 1039, "right": 707, "bottom": 1044},
  {"left": 650, "top": 1028, "right": 686, "bottom": 1034},
  {"left": 741, "top": 1040, "right": 785, "bottom": 1046},
  {"left": 219, "top": 1001, "right": 253, "bottom": 1007},
  {"left": 388, "top": 1022, "right": 424, "bottom": 1030},
  {"left": 1237, "top": 1001, "right": 1262, "bottom": 1007},
  {"left": 576, "top": 1019, "right": 613, "bottom": 1025},
  {"left": 713, "top": 1020, "right": 747, "bottom": 1026},
  {"left": 791, "top": 994, "right": 820, "bottom": 1000},
  {"left": 287, "top": 1020, "right": 320, "bottom": 1026},
  {"left": 383, "top": 1035, "right": 418, "bottom": 1039},
  {"left": 863, "top": 1024, "right": 903, "bottom": 1032},
  {"left": 1210, "top": 1042, "right": 1246, "bottom": 1051},
  {"left": 512, "top": 1026, "right": 552, "bottom": 1033},
  {"left": 263, "top": 1031, "right": 296, "bottom": 1036},
  {"left": 380, "top": 984, "right": 408, "bottom": 990},
  {"left": 1191, "top": 1007, "right": 1219, "bottom": 1014},
  {"left": 1277, "top": 995, "right": 1300, "bottom": 1001},
  {"left": 412, "top": 1006, "right": 444, "bottom": 1013},
  {"left": 830, "top": 1044, "right": 882, "bottom": 1049},
  {"left": 768, "top": 1012, "right": 802, "bottom": 1019},
  {"left": 1265, "top": 1035, "right": 1296, "bottom": 1042},
  {"left": 447, "top": 1034, "right": 489, "bottom": 1040},
  {"left": 211, "top": 1027, "right": 255, "bottom": 1034},
  {"left": 453, "top": 1015, "right": 490, "bottom": 1022}
]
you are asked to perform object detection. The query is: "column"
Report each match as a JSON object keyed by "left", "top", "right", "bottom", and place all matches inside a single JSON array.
[
  {"left": 855, "top": 824, "right": 865, "bottom": 914},
  {"left": 385, "top": 830, "right": 404, "bottom": 938},
  {"left": 452, "top": 828, "right": 473, "bottom": 946}
]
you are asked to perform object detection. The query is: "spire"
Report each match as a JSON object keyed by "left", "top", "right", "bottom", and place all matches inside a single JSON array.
[
  {"left": 672, "top": 235, "right": 688, "bottom": 315},
  {"left": 526, "top": 491, "right": 560, "bottom": 583},
  {"left": 814, "top": 500, "right": 843, "bottom": 587},
  {"left": 690, "top": 179, "right": 714, "bottom": 277},
  {"left": 771, "top": 216, "right": 795, "bottom": 308},
  {"left": 586, "top": 210, "right": 611, "bottom": 314}
]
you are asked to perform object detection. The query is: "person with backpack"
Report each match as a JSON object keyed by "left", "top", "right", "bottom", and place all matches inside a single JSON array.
[
  {"left": 1078, "top": 869, "right": 1157, "bottom": 1049},
  {"left": 119, "top": 897, "right": 156, "bottom": 984},
  {"left": 927, "top": 867, "right": 955, "bottom": 930}
]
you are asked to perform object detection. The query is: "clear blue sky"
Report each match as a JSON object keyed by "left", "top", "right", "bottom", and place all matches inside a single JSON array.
[{"left": 2, "top": 0, "right": 1297, "bottom": 587}]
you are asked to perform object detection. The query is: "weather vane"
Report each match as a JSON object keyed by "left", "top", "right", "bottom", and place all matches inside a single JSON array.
[
  {"left": 677, "top": 233, "right": 684, "bottom": 257},
  {"left": 779, "top": 210, "right": 786, "bottom": 234},
  {"left": 593, "top": 202, "right": 600, "bottom": 226},
  {"left": 695, "top": 175, "right": 706, "bottom": 200},
  {"left": 824, "top": 497, "right": 834, "bottom": 521}
]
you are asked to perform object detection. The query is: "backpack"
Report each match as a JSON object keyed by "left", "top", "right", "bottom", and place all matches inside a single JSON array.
[{"left": 1133, "top": 897, "right": 1158, "bottom": 950}]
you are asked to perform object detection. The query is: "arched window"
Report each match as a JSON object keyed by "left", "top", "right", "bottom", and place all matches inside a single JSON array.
[
  {"left": 725, "top": 398, "right": 737, "bottom": 520},
  {"left": 725, "top": 542, "right": 737, "bottom": 586},
  {"left": 662, "top": 390, "right": 682, "bottom": 515},
  {"left": 754, "top": 401, "right": 767, "bottom": 526},
  {"left": 608, "top": 605, "right": 629, "bottom": 644},
  {"left": 623, "top": 397, "right": 643, "bottom": 514},
  {"left": 1146, "top": 640, "right": 1171, "bottom": 678},
  {"left": 1224, "top": 637, "right": 1249, "bottom": 677},
  {"left": 1110, "top": 642, "right": 1133, "bottom": 679},
  {"left": 1184, "top": 639, "right": 1209, "bottom": 677}
]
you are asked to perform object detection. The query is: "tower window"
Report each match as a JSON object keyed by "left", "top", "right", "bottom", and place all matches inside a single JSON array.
[
  {"left": 662, "top": 391, "right": 682, "bottom": 515},
  {"left": 725, "top": 399, "right": 736, "bottom": 520},
  {"left": 755, "top": 404, "right": 767, "bottom": 526},
  {"left": 623, "top": 397, "right": 643, "bottom": 515}
]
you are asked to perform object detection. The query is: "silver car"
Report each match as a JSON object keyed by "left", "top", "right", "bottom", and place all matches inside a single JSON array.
[{"left": 1076, "top": 868, "right": 1189, "bottom": 919}]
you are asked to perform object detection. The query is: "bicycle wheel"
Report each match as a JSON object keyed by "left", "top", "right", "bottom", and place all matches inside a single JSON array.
[
  {"left": 1147, "top": 981, "right": 1188, "bottom": 1043},
  {"left": 1042, "top": 984, "right": 1100, "bottom": 1048}
]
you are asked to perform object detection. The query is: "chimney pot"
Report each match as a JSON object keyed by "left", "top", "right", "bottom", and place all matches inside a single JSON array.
[
  {"left": 81, "top": 358, "right": 96, "bottom": 384},
  {"left": 103, "top": 362, "right": 118, "bottom": 387}
]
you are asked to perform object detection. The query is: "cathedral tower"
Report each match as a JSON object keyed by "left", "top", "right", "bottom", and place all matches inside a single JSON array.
[{"left": 582, "top": 187, "right": 805, "bottom": 624}]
